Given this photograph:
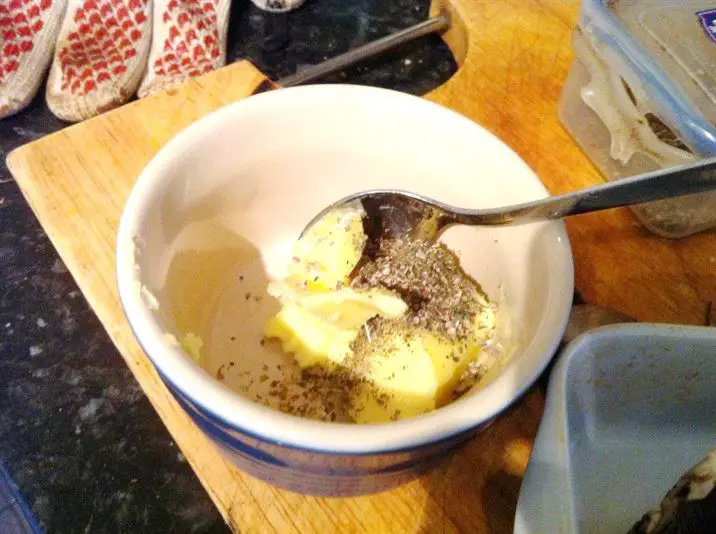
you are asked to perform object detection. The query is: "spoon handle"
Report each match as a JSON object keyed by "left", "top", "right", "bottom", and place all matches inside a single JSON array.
[
  {"left": 455, "top": 156, "right": 716, "bottom": 225},
  {"left": 277, "top": 13, "right": 450, "bottom": 87}
]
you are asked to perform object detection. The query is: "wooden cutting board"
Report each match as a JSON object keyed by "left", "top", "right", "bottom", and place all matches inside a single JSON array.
[{"left": 7, "top": 0, "right": 715, "bottom": 532}]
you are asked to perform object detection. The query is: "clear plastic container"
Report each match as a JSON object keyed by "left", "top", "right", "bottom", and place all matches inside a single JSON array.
[{"left": 558, "top": 0, "right": 716, "bottom": 238}]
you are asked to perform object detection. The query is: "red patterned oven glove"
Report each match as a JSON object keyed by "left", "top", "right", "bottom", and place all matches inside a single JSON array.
[
  {"left": 0, "top": 0, "right": 68, "bottom": 119},
  {"left": 46, "top": 0, "right": 152, "bottom": 122},
  {"left": 138, "top": 0, "right": 231, "bottom": 98}
]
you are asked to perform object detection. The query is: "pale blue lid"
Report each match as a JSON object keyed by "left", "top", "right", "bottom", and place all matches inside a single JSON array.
[
  {"left": 580, "top": 0, "right": 716, "bottom": 155},
  {"left": 0, "top": 463, "right": 42, "bottom": 534}
]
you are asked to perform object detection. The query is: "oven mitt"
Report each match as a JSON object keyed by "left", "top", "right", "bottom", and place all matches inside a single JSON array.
[
  {"left": 46, "top": 0, "right": 152, "bottom": 122},
  {"left": 138, "top": 0, "right": 231, "bottom": 98},
  {"left": 0, "top": 0, "right": 68, "bottom": 119}
]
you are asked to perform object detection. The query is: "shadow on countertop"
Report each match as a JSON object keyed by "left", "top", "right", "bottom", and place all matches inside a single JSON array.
[{"left": 417, "top": 394, "right": 545, "bottom": 533}]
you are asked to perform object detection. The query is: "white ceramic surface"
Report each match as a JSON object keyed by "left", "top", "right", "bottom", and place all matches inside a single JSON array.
[
  {"left": 515, "top": 324, "right": 716, "bottom": 534},
  {"left": 116, "top": 84, "right": 574, "bottom": 455},
  {"left": 250, "top": 0, "right": 306, "bottom": 13}
]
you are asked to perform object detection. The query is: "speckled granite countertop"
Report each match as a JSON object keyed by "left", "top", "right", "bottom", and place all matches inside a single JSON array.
[{"left": 0, "top": 1, "right": 455, "bottom": 532}]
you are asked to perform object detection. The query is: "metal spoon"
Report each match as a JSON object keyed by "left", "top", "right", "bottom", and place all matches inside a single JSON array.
[{"left": 302, "top": 156, "right": 716, "bottom": 245}]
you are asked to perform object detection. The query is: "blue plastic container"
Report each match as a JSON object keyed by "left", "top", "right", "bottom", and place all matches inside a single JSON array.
[{"left": 515, "top": 324, "right": 716, "bottom": 533}]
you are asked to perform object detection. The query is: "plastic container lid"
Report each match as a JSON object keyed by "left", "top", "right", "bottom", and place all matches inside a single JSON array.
[
  {"left": 581, "top": 0, "right": 716, "bottom": 155},
  {"left": 611, "top": 1, "right": 716, "bottom": 127},
  {"left": 0, "top": 463, "right": 42, "bottom": 534}
]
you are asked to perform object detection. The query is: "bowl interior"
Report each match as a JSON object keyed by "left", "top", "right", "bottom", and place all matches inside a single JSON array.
[{"left": 118, "top": 85, "right": 573, "bottom": 452}]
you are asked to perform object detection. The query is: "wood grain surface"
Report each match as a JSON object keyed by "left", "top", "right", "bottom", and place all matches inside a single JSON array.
[{"left": 6, "top": 0, "right": 715, "bottom": 532}]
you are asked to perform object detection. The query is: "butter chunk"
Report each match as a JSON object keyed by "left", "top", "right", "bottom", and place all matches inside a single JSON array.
[
  {"left": 266, "top": 262, "right": 407, "bottom": 371},
  {"left": 263, "top": 287, "right": 407, "bottom": 369},
  {"left": 287, "top": 207, "right": 366, "bottom": 291},
  {"left": 351, "top": 331, "right": 439, "bottom": 423},
  {"left": 279, "top": 285, "right": 408, "bottom": 329},
  {"left": 264, "top": 304, "right": 354, "bottom": 368},
  {"left": 350, "top": 327, "right": 484, "bottom": 423},
  {"left": 181, "top": 332, "right": 204, "bottom": 364}
]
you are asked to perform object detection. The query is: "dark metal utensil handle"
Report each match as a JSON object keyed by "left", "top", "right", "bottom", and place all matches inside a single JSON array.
[{"left": 277, "top": 13, "right": 450, "bottom": 87}]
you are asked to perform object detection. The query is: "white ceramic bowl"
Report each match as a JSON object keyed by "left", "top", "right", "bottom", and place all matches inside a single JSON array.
[{"left": 116, "top": 84, "right": 574, "bottom": 496}]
